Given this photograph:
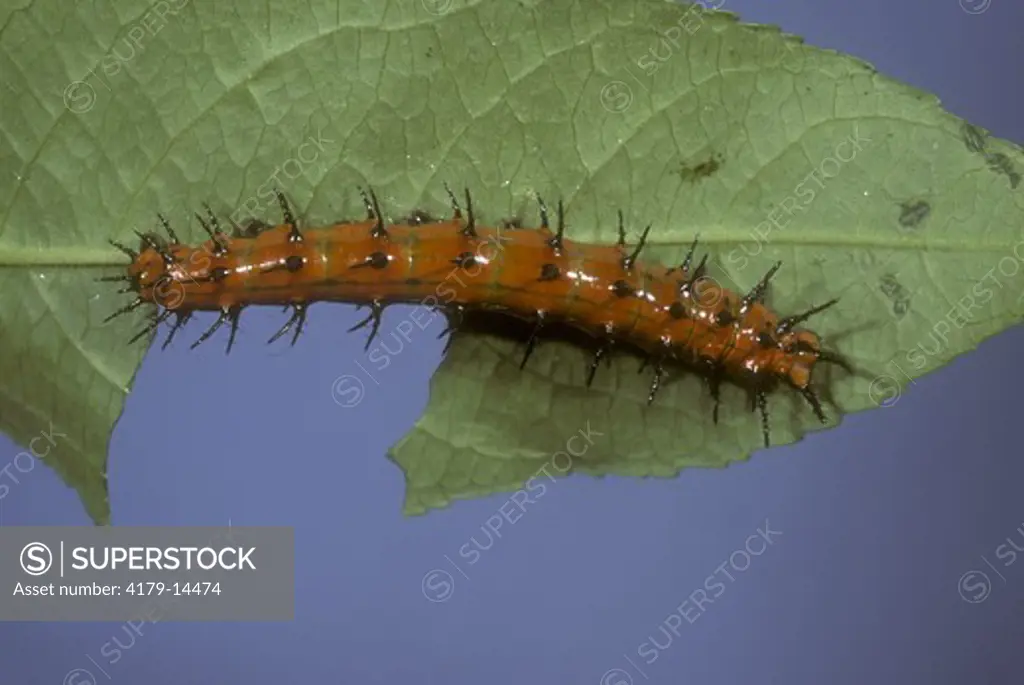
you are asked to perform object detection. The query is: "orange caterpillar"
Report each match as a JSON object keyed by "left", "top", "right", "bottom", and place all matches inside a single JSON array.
[{"left": 103, "top": 187, "right": 846, "bottom": 446}]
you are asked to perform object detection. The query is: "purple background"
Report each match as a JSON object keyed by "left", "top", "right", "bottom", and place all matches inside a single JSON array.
[{"left": 3, "top": 1, "right": 1023, "bottom": 683}]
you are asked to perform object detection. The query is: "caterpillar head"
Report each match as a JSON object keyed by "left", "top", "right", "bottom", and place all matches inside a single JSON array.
[
  {"left": 125, "top": 233, "right": 171, "bottom": 285},
  {"left": 775, "top": 329, "right": 822, "bottom": 390},
  {"left": 124, "top": 234, "right": 209, "bottom": 312}
]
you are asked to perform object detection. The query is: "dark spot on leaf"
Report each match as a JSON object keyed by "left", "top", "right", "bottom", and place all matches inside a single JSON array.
[
  {"left": 984, "top": 152, "right": 1021, "bottom": 189},
  {"left": 962, "top": 122, "right": 987, "bottom": 153},
  {"left": 676, "top": 153, "right": 723, "bottom": 183},
  {"left": 898, "top": 199, "right": 930, "bottom": 230},
  {"left": 879, "top": 274, "right": 911, "bottom": 319}
]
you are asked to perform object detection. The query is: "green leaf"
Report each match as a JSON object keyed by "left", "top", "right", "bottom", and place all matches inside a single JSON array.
[{"left": 0, "top": 0, "right": 1021, "bottom": 522}]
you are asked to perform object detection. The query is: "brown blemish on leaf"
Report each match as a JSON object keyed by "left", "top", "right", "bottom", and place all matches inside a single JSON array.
[{"left": 676, "top": 153, "right": 723, "bottom": 183}]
